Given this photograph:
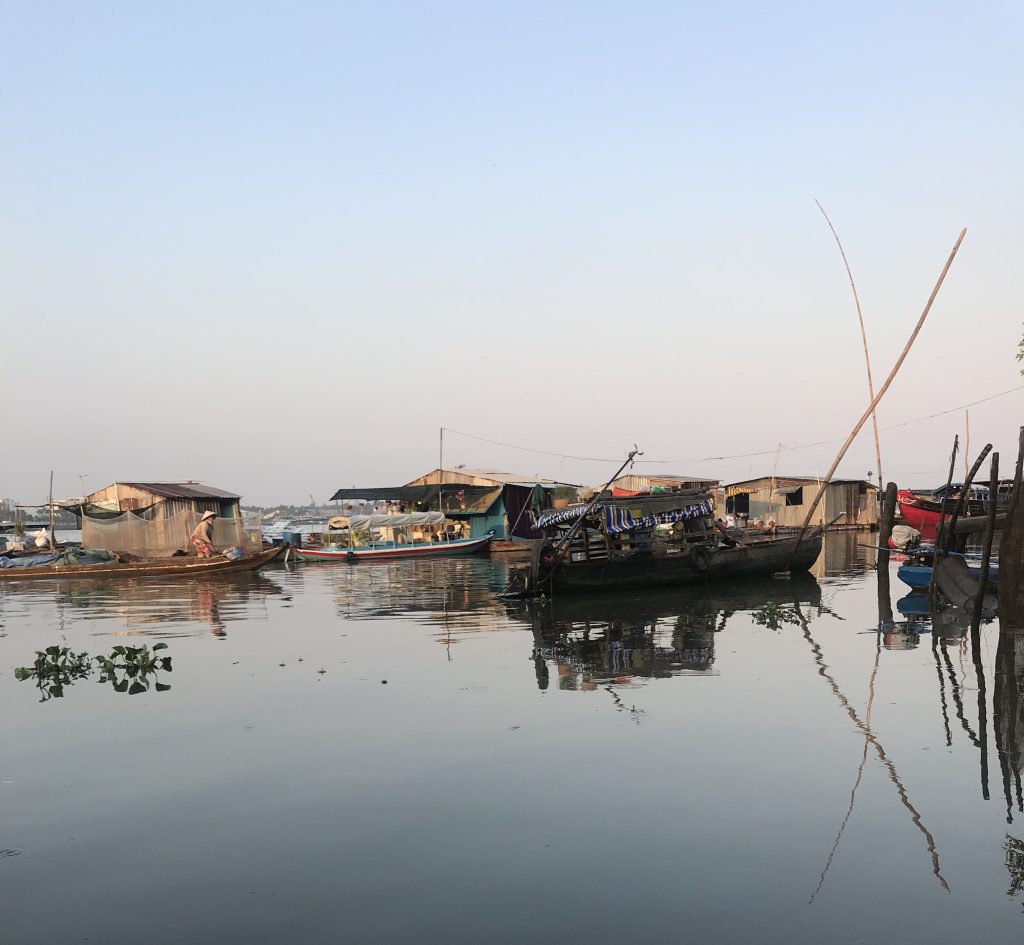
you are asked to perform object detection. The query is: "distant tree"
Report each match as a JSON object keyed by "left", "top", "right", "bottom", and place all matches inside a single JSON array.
[{"left": 1018, "top": 328, "right": 1024, "bottom": 372}]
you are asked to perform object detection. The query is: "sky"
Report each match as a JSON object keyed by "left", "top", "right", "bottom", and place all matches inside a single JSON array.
[{"left": 3, "top": 1, "right": 1022, "bottom": 505}]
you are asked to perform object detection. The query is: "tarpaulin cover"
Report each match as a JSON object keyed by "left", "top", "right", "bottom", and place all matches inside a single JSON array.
[
  {"left": 602, "top": 500, "right": 714, "bottom": 534},
  {"left": 0, "top": 554, "right": 60, "bottom": 568},
  {"left": 536, "top": 505, "right": 596, "bottom": 529}
]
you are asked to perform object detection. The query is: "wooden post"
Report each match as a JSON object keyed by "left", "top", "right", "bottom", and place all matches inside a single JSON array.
[
  {"left": 999, "top": 428, "right": 1024, "bottom": 629},
  {"left": 786, "top": 227, "right": 966, "bottom": 568},
  {"left": 878, "top": 482, "right": 898, "bottom": 570},
  {"left": 877, "top": 482, "right": 898, "bottom": 628},
  {"left": 972, "top": 452, "right": 999, "bottom": 631},
  {"left": 932, "top": 436, "right": 959, "bottom": 563}
]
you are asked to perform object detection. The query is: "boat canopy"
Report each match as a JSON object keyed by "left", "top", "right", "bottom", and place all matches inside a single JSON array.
[{"left": 327, "top": 512, "right": 445, "bottom": 531}]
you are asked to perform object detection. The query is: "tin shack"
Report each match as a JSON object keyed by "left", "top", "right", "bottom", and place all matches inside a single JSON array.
[{"left": 723, "top": 476, "right": 878, "bottom": 529}]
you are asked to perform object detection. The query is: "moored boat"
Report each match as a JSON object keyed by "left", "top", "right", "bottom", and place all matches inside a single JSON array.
[
  {"left": 291, "top": 533, "right": 494, "bottom": 562},
  {"left": 0, "top": 545, "right": 285, "bottom": 581},
  {"left": 289, "top": 512, "right": 494, "bottom": 562},
  {"left": 515, "top": 489, "right": 822, "bottom": 595}
]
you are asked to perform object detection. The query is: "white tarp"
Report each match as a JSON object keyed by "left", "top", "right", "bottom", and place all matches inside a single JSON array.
[{"left": 327, "top": 512, "right": 445, "bottom": 530}]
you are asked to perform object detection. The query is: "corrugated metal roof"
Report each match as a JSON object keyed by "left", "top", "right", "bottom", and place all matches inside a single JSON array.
[
  {"left": 437, "top": 468, "right": 564, "bottom": 486},
  {"left": 120, "top": 482, "right": 240, "bottom": 500},
  {"left": 724, "top": 476, "right": 876, "bottom": 489},
  {"left": 406, "top": 468, "right": 569, "bottom": 487}
]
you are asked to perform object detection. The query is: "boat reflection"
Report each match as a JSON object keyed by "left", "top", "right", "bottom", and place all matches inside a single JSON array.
[
  {"left": 506, "top": 573, "right": 823, "bottom": 690},
  {"left": 292, "top": 558, "right": 512, "bottom": 643},
  {"left": 35, "top": 572, "right": 287, "bottom": 639}
]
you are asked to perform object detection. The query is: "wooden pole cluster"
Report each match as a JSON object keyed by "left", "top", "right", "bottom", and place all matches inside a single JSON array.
[
  {"left": 787, "top": 227, "right": 967, "bottom": 568},
  {"left": 943, "top": 444, "right": 992, "bottom": 554}
]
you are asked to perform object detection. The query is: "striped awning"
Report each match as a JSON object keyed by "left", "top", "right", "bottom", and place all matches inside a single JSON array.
[{"left": 726, "top": 485, "right": 757, "bottom": 497}]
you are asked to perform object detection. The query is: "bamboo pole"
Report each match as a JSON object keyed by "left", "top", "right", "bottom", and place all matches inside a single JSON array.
[
  {"left": 786, "top": 227, "right": 967, "bottom": 567},
  {"left": 964, "top": 410, "right": 970, "bottom": 480},
  {"left": 816, "top": 200, "right": 883, "bottom": 487},
  {"left": 48, "top": 471, "right": 55, "bottom": 551},
  {"left": 972, "top": 452, "right": 999, "bottom": 631}
]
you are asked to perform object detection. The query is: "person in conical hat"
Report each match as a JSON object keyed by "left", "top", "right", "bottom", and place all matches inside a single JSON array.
[{"left": 190, "top": 510, "right": 217, "bottom": 558}]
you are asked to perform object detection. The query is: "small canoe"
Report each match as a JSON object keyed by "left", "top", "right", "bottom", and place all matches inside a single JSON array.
[
  {"left": 289, "top": 532, "right": 494, "bottom": 562},
  {"left": 0, "top": 545, "right": 284, "bottom": 581}
]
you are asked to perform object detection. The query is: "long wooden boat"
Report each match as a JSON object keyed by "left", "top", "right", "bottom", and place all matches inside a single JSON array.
[
  {"left": 0, "top": 545, "right": 284, "bottom": 581},
  {"left": 517, "top": 491, "right": 822, "bottom": 594},
  {"left": 290, "top": 532, "right": 494, "bottom": 562}
]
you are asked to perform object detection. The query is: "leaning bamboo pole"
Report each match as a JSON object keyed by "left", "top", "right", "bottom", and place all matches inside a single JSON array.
[
  {"left": 816, "top": 200, "right": 883, "bottom": 487},
  {"left": 787, "top": 227, "right": 967, "bottom": 567}
]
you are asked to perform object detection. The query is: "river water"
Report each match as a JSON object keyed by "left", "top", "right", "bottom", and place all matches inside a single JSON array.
[{"left": 2, "top": 532, "right": 1022, "bottom": 944}]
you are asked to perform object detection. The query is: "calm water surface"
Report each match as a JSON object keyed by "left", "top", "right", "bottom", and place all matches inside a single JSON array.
[{"left": 2, "top": 533, "right": 1022, "bottom": 944}]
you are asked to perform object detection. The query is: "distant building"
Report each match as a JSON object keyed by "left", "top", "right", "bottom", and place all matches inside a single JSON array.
[{"left": 723, "top": 476, "right": 878, "bottom": 529}]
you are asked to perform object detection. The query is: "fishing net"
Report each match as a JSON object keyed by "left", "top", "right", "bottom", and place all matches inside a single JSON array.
[{"left": 82, "top": 510, "right": 263, "bottom": 558}]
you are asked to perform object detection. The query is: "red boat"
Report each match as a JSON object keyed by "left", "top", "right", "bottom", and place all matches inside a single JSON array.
[{"left": 896, "top": 490, "right": 949, "bottom": 532}]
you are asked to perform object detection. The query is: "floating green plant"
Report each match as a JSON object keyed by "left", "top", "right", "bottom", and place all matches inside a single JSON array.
[
  {"left": 96, "top": 644, "right": 172, "bottom": 695},
  {"left": 14, "top": 646, "right": 94, "bottom": 701},
  {"left": 752, "top": 601, "right": 802, "bottom": 632},
  {"left": 15, "top": 643, "right": 173, "bottom": 701}
]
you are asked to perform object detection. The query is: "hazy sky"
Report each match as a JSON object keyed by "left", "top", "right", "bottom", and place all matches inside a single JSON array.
[{"left": 4, "top": 1, "right": 1022, "bottom": 505}]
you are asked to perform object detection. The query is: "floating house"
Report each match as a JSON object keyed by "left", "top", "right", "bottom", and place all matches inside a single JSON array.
[
  {"left": 723, "top": 476, "right": 878, "bottom": 529},
  {"left": 75, "top": 481, "right": 257, "bottom": 556},
  {"left": 405, "top": 468, "right": 567, "bottom": 540},
  {"left": 332, "top": 469, "right": 567, "bottom": 541}
]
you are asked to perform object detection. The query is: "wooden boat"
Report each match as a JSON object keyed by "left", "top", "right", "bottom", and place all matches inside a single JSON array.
[
  {"left": 289, "top": 511, "right": 493, "bottom": 562},
  {"left": 897, "top": 484, "right": 1000, "bottom": 532},
  {"left": 0, "top": 545, "right": 284, "bottom": 581},
  {"left": 291, "top": 533, "right": 493, "bottom": 562},
  {"left": 516, "top": 490, "right": 822, "bottom": 594},
  {"left": 896, "top": 490, "right": 953, "bottom": 531}
]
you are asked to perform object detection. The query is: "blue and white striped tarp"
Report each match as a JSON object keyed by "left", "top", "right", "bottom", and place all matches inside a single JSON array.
[
  {"left": 536, "top": 504, "right": 600, "bottom": 529},
  {"left": 602, "top": 500, "right": 713, "bottom": 535}
]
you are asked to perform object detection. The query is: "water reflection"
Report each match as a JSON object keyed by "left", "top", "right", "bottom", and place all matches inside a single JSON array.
[
  {"left": 0, "top": 572, "right": 287, "bottom": 639},
  {"left": 512, "top": 573, "right": 823, "bottom": 690}
]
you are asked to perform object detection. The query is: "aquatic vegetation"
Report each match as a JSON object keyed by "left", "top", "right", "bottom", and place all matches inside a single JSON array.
[
  {"left": 14, "top": 643, "right": 172, "bottom": 700},
  {"left": 97, "top": 644, "right": 172, "bottom": 695},
  {"left": 752, "top": 601, "right": 802, "bottom": 632},
  {"left": 14, "top": 646, "right": 93, "bottom": 701}
]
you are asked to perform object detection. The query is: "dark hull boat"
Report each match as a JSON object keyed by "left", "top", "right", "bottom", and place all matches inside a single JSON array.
[
  {"left": 536, "top": 532, "right": 822, "bottom": 591},
  {"left": 515, "top": 489, "right": 822, "bottom": 596}
]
